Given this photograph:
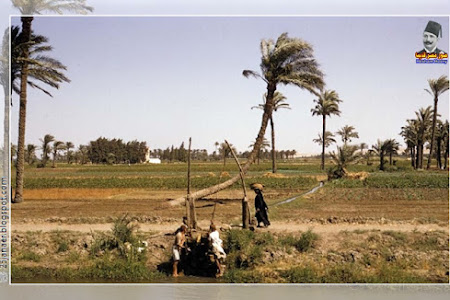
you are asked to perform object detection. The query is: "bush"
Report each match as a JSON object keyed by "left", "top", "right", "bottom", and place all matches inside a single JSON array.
[
  {"left": 280, "top": 265, "right": 318, "bottom": 283},
  {"left": 223, "top": 269, "right": 263, "bottom": 283},
  {"left": 295, "top": 230, "right": 319, "bottom": 252}
]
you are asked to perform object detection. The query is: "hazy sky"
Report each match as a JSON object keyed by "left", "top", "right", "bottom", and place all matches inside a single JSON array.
[
  {"left": 1, "top": 2, "right": 449, "bottom": 155},
  {"left": 7, "top": 16, "right": 450, "bottom": 155}
]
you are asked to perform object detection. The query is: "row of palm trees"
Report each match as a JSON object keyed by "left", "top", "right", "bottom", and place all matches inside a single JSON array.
[
  {"left": 401, "top": 106, "right": 449, "bottom": 170},
  {"left": 17, "top": 134, "right": 75, "bottom": 167}
]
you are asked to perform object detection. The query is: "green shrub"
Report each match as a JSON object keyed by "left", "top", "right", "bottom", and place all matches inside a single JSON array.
[
  {"left": 224, "top": 229, "right": 255, "bottom": 252},
  {"left": 280, "top": 265, "right": 318, "bottom": 283},
  {"left": 296, "top": 230, "right": 319, "bottom": 252},
  {"left": 19, "top": 251, "right": 41, "bottom": 262},
  {"left": 223, "top": 269, "right": 263, "bottom": 283}
]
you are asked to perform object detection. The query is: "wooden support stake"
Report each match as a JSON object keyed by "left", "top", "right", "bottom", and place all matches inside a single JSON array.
[
  {"left": 225, "top": 140, "right": 250, "bottom": 229},
  {"left": 187, "top": 137, "right": 197, "bottom": 229}
]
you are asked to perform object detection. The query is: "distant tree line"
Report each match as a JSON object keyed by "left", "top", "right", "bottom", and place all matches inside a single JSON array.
[{"left": 87, "top": 137, "right": 148, "bottom": 164}]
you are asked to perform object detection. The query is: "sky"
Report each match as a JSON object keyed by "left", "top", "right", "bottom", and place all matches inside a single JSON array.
[{"left": 0, "top": 2, "right": 449, "bottom": 156}]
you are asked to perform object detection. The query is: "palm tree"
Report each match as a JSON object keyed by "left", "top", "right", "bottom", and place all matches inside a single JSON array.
[
  {"left": 400, "top": 119, "right": 419, "bottom": 169},
  {"left": 444, "top": 120, "right": 449, "bottom": 170},
  {"left": 25, "top": 143, "right": 36, "bottom": 164},
  {"left": 52, "top": 140, "right": 64, "bottom": 168},
  {"left": 372, "top": 139, "right": 390, "bottom": 171},
  {"left": 434, "top": 119, "right": 448, "bottom": 169},
  {"left": 170, "top": 32, "right": 324, "bottom": 208},
  {"left": 40, "top": 134, "right": 54, "bottom": 167},
  {"left": 385, "top": 139, "right": 400, "bottom": 166},
  {"left": 65, "top": 141, "right": 74, "bottom": 163},
  {"left": 311, "top": 90, "right": 342, "bottom": 170},
  {"left": 12, "top": 26, "right": 71, "bottom": 202},
  {"left": 249, "top": 138, "right": 270, "bottom": 165},
  {"left": 252, "top": 91, "right": 290, "bottom": 173},
  {"left": 336, "top": 125, "right": 359, "bottom": 145},
  {"left": 328, "top": 144, "right": 359, "bottom": 179},
  {"left": 218, "top": 142, "right": 237, "bottom": 166},
  {"left": 414, "top": 106, "right": 434, "bottom": 169},
  {"left": 425, "top": 75, "right": 449, "bottom": 169},
  {"left": 11, "top": 0, "right": 93, "bottom": 203},
  {"left": 313, "top": 131, "right": 336, "bottom": 148}
]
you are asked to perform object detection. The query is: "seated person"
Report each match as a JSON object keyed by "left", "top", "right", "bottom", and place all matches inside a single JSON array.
[{"left": 208, "top": 223, "right": 226, "bottom": 277}]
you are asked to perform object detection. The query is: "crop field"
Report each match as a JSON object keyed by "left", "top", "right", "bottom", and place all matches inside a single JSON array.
[{"left": 10, "top": 158, "right": 450, "bottom": 283}]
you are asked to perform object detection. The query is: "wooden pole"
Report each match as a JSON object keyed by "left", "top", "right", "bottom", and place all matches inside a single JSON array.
[
  {"left": 187, "top": 137, "right": 197, "bottom": 229},
  {"left": 186, "top": 138, "right": 192, "bottom": 228},
  {"left": 225, "top": 140, "right": 250, "bottom": 229}
]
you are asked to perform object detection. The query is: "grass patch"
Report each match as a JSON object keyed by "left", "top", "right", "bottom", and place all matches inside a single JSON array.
[
  {"left": 18, "top": 251, "right": 42, "bottom": 262},
  {"left": 295, "top": 230, "right": 319, "bottom": 252}
]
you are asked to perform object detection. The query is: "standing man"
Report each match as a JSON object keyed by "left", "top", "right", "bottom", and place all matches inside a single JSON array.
[
  {"left": 251, "top": 183, "right": 270, "bottom": 228},
  {"left": 172, "top": 224, "right": 187, "bottom": 277},
  {"left": 417, "top": 20, "right": 447, "bottom": 56}
]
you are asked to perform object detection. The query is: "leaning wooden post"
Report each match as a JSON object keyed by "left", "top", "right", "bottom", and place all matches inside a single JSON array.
[
  {"left": 187, "top": 137, "right": 197, "bottom": 229},
  {"left": 225, "top": 140, "right": 250, "bottom": 229},
  {"left": 186, "top": 138, "right": 192, "bottom": 228}
]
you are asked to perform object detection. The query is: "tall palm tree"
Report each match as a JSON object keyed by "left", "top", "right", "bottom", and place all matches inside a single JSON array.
[
  {"left": 11, "top": 0, "right": 93, "bottom": 203},
  {"left": 372, "top": 139, "right": 390, "bottom": 171},
  {"left": 65, "top": 141, "right": 74, "bottom": 163},
  {"left": 12, "top": 26, "right": 70, "bottom": 202},
  {"left": 252, "top": 91, "right": 290, "bottom": 172},
  {"left": 170, "top": 32, "right": 324, "bottom": 207},
  {"left": 400, "top": 119, "right": 419, "bottom": 169},
  {"left": 40, "top": 134, "right": 54, "bottom": 167},
  {"left": 52, "top": 140, "right": 64, "bottom": 168},
  {"left": 425, "top": 75, "right": 449, "bottom": 169},
  {"left": 414, "top": 106, "right": 434, "bottom": 169},
  {"left": 336, "top": 125, "right": 359, "bottom": 145},
  {"left": 385, "top": 139, "right": 400, "bottom": 166},
  {"left": 434, "top": 119, "right": 446, "bottom": 169},
  {"left": 311, "top": 89, "right": 342, "bottom": 170}
]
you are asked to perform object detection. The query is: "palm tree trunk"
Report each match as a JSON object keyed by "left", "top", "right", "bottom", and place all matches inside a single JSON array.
[
  {"left": 445, "top": 137, "right": 449, "bottom": 170},
  {"left": 418, "top": 143, "right": 424, "bottom": 169},
  {"left": 379, "top": 152, "right": 384, "bottom": 171},
  {"left": 169, "top": 84, "right": 276, "bottom": 206},
  {"left": 410, "top": 147, "right": 416, "bottom": 169},
  {"left": 13, "top": 17, "right": 33, "bottom": 203},
  {"left": 2, "top": 84, "right": 9, "bottom": 177},
  {"left": 270, "top": 116, "right": 276, "bottom": 173},
  {"left": 389, "top": 153, "right": 393, "bottom": 165},
  {"left": 427, "top": 97, "right": 438, "bottom": 169},
  {"left": 436, "top": 138, "right": 442, "bottom": 169},
  {"left": 321, "top": 115, "right": 325, "bottom": 170}
]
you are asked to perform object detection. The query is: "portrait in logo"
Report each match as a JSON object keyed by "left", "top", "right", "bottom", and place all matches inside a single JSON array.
[{"left": 417, "top": 20, "right": 447, "bottom": 56}]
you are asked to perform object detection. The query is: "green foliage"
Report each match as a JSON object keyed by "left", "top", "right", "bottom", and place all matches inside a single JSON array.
[
  {"left": 280, "top": 265, "right": 318, "bottom": 283},
  {"left": 18, "top": 173, "right": 318, "bottom": 190},
  {"left": 19, "top": 251, "right": 42, "bottom": 262},
  {"left": 327, "top": 172, "right": 448, "bottom": 189},
  {"left": 90, "top": 215, "right": 143, "bottom": 259},
  {"left": 223, "top": 269, "right": 264, "bottom": 283},
  {"left": 224, "top": 229, "right": 255, "bottom": 252},
  {"left": 295, "top": 230, "right": 319, "bottom": 252},
  {"left": 382, "top": 230, "right": 407, "bottom": 242}
]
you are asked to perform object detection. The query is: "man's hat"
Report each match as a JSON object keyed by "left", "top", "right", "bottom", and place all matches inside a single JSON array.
[{"left": 424, "top": 21, "right": 442, "bottom": 38}]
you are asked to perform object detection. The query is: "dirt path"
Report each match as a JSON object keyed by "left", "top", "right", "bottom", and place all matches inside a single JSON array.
[{"left": 11, "top": 220, "right": 448, "bottom": 234}]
